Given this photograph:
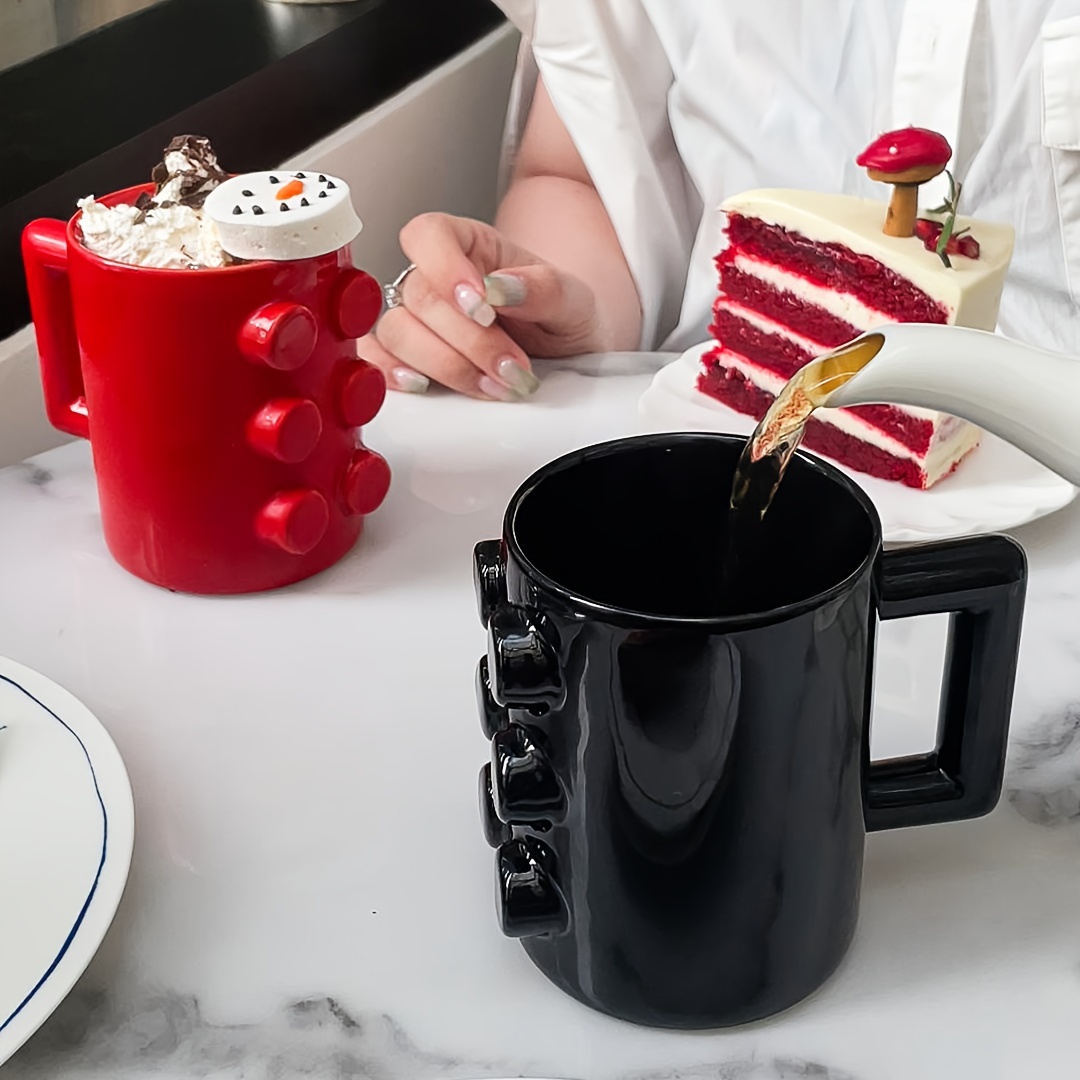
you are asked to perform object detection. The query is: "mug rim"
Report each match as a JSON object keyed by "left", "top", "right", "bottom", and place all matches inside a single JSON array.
[{"left": 504, "top": 431, "right": 884, "bottom": 629}]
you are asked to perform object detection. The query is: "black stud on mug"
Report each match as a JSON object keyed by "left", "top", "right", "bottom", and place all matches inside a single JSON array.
[
  {"left": 473, "top": 432, "right": 1026, "bottom": 1029},
  {"left": 475, "top": 656, "right": 508, "bottom": 740},
  {"left": 473, "top": 539, "right": 505, "bottom": 628},
  {"left": 486, "top": 605, "right": 563, "bottom": 710},
  {"left": 491, "top": 723, "right": 566, "bottom": 825},
  {"left": 479, "top": 763, "right": 512, "bottom": 848},
  {"left": 496, "top": 836, "right": 568, "bottom": 938}
]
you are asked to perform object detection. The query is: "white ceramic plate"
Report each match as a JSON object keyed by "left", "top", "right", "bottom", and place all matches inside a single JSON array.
[
  {"left": 638, "top": 343, "right": 1078, "bottom": 543},
  {"left": 0, "top": 655, "right": 134, "bottom": 1066}
]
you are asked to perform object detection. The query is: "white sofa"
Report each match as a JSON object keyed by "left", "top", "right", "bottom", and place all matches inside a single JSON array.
[{"left": 0, "top": 23, "right": 519, "bottom": 468}]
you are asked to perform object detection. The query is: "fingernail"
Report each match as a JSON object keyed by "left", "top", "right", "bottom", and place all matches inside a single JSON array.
[
  {"left": 484, "top": 272, "right": 527, "bottom": 307},
  {"left": 390, "top": 367, "right": 429, "bottom": 394},
  {"left": 455, "top": 284, "right": 496, "bottom": 327},
  {"left": 478, "top": 375, "right": 520, "bottom": 402},
  {"left": 495, "top": 356, "right": 540, "bottom": 396}
]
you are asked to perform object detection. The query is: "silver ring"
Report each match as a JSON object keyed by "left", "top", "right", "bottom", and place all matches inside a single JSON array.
[{"left": 383, "top": 263, "right": 417, "bottom": 310}]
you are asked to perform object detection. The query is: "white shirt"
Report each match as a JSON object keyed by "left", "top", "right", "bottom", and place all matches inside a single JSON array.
[{"left": 494, "top": 0, "right": 1080, "bottom": 358}]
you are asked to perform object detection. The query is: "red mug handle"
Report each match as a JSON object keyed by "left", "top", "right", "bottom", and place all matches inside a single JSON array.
[{"left": 21, "top": 219, "right": 90, "bottom": 439}]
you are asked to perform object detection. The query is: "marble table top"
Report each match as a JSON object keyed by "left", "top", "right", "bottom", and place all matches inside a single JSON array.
[{"left": 2, "top": 353, "right": 1079, "bottom": 1079}]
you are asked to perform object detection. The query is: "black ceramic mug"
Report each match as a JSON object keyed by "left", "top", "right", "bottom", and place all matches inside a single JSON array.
[{"left": 473, "top": 432, "right": 1026, "bottom": 1029}]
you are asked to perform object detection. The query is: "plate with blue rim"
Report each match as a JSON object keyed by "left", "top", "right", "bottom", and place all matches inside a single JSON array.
[{"left": 0, "top": 654, "right": 134, "bottom": 1066}]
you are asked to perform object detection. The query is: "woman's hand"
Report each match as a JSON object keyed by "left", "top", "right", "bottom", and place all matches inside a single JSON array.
[
  {"left": 359, "top": 212, "right": 601, "bottom": 400},
  {"left": 362, "top": 76, "right": 642, "bottom": 399}
]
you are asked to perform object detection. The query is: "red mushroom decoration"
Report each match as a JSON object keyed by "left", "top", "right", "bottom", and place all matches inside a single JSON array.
[{"left": 856, "top": 127, "right": 952, "bottom": 239}]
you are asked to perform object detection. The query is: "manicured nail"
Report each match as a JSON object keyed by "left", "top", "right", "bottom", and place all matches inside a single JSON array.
[
  {"left": 495, "top": 356, "right": 539, "bottom": 396},
  {"left": 455, "top": 284, "right": 496, "bottom": 327},
  {"left": 390, "top": 367, "right": 429, "bottom": 393},
  {"left": 478, "top": 375, "right": 520, "bottom": 402},
  {"left": 484, "top": 272, "right": 527, "bottom": 307}
]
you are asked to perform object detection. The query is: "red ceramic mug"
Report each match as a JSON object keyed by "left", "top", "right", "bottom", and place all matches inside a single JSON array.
[{"left": 21, "top": 184, "right": 390, "bottom": 594}]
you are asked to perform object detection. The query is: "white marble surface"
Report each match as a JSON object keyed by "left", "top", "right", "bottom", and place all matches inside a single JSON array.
[{"left": 2, "top": 353, "right": 1080, "bottom": 1079}]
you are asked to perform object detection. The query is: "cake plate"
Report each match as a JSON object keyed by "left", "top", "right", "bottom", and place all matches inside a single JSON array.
[
  {"left": 638, "top": 343, "right": 1078, "bottom": 543},
  {"left": 0, "top": 655, "right": 135, "bottom": 1066}
]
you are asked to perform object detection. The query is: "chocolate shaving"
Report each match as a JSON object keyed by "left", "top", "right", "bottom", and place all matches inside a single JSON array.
[
  {"left": 150, "top": 134, "right": 229, "bottom": 209},
  {"left": 132, "top": 190, "right": 154, "bottom": 224},
  {"left": 180, "top": 188, "right": 211, "bottom": 210},
  {"left": 82, "top": 134, "right": 250, "bottom": 266},
  {"left": 164, "top": 135, "right": 226, "bottom": 178}
]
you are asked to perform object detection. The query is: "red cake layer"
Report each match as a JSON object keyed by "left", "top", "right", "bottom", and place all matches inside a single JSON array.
[
  {"left": 709, "top": 306, "right": 808, "bottom": 380},
  {"left": 716, "top": 259, "right": 862, "bottom": 348},
  {"left": 707, "top": 310, "right": 936, "bottom": 453},
  {"left": 696, "top": 361, "right": 962, "bottom": 489},
  {"left": 725, "top": 214, "right": 950, "bottom": 325}
]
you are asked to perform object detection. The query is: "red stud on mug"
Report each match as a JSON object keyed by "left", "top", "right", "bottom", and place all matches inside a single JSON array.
[
  {"left": 343, "top": 448, "right": 391, "bottom": 515},
  {"left": 239, "top": 302, "right": 318, "bottom": 371},
  {"left": 331, "top": 269, "right": 383, "bottom": 339},
  {"left": 337, "top": 360, "right": 386, "bottom": 428},
  {"left": 255, "top": 489, "right": 330, "bottom": 555},
  {"left": 246, "top": 398, "right": 323, "bottom": 463}
]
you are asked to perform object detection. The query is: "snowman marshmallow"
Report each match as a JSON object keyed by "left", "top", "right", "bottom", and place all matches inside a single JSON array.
[{"left": 204, "top": 171, "right": 362, "bottom": 261}]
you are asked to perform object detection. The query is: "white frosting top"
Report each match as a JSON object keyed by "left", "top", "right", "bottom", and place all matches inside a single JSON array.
[
  {"left": 720, "top": 189, "right": 1015, "bottom": 331},
  {"left": 203, "top": 172, "right": 363, "bottom": 261},
  {"left": 76, "top": 197, "right": 227, "bottom": 269}
]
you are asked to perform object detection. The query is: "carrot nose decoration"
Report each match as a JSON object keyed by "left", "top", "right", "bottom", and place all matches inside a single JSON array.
[{"left": 276, "top": 178, "right": 305, "bottom": 201}]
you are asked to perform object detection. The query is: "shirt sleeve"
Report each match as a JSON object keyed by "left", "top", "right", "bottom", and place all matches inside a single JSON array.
[{"left": 488, "top": 0, "right": 697, "bottom": 350}]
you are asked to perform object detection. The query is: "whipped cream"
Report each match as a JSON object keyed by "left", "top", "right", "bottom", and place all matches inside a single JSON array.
[
  {"left": 151, "top": 136, "right": 228, "bottom": 209},
  {"left": 77, "top": 134, "right": 232, "bottom": 269},
  {"left": 77, "top": 197, "right": 227, "bottom": 269}
]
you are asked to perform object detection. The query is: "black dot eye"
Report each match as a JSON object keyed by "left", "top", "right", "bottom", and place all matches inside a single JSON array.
[
  {"left": 318, "top": 191, "right": 328, "bottom": 198},
  {"left": 326, "top": 180, "right": 336, "bottom": 189},
  {"left": 280, "top": 203, "right": 290, "bottom": 212},
  {"left": 269, "top": 175, "right": 280, "bottom": 184},
  {"left": 241, "top": 189, "right": 253, "bottom": 197},
  {"left": 301, "top": 198, "right": 310, "bottom": 207},
  {"left": 232, "top": 205, "right": 242, "bottom": 215},
  {"left": 252, "top": 205, "right": 264, "bottom": 215},
  {"left": 295, "top": 172, "right": 306, "bottom": 179},
  {"left": 318, "top": 174, "right": 326, "bottom": 182}
]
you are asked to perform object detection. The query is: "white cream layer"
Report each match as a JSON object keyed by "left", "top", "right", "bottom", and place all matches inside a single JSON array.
[
  {"left": 720, "top": 189, "right": 1015, "bottom": 332},
  {"left": 711, "top": 347, "right": 981, "bottom": 485},
  {"left": 729, "top": 254, "right": 930, "bottom": 331}
]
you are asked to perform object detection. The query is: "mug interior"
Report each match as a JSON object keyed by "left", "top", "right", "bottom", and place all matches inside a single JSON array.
[{"left": 509, "top": 434, "right": 878, "bottom": 621}]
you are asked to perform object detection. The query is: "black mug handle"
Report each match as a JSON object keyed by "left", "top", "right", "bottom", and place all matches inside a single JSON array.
[{"left": 867, "top": 534, "right": 1026, "bottom": 831}]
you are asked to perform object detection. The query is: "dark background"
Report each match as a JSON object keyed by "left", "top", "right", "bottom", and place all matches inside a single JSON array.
[{"left": 1, "top": 0, "right": 505, "bottom": 339}]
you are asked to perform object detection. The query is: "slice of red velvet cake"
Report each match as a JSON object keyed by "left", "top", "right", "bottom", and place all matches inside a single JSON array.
[{"left": 699, "top": 134, "right": 1015, "bottom": 489}]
